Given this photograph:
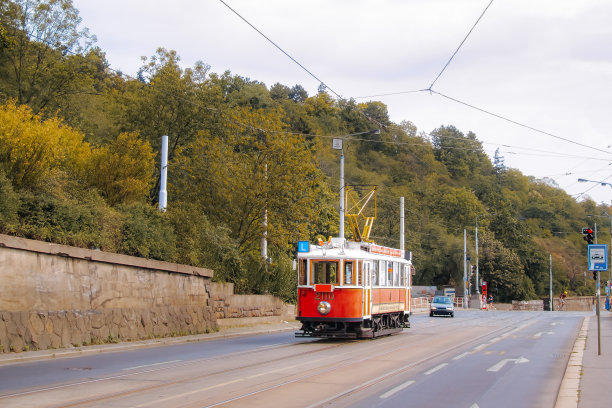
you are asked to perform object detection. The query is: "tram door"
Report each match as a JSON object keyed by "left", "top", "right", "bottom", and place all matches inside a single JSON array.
[{"left": 363, "top": 261, "right": 372, "bottom": 317}]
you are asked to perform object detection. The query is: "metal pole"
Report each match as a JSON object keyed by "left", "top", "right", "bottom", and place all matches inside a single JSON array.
[
  {"left": 339, "top": 148, "right": 345, "bottom": 239},
  {"left": 400, "top": 197, "right": 405, "bottom": 251},
  {"left": 597, "top": 270, "right": 601, "bottom": 355},
  {"left": 550, "top": 254, "right": 553, "bottom": 311},
  {"left": 261, "top": 165, "right": 268, "bottom": 262},
  {"left": 464, "top": 229, "right": 468, "bottom": 308},
  {"left": 158, "top": 135, "right": 168, "bottom": 212},
  {"left": 475, "top": 217, "right": 480, "bottom": 295},
  {"left": 594, "top": 224, "right": 601, "bottom": 354}
]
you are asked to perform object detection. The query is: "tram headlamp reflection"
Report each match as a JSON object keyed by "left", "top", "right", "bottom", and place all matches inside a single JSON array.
[{"left": 317, "top": 301, "right": 331, "bottom": 315}]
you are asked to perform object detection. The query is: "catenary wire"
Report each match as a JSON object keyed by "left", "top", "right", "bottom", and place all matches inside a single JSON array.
[
  {"left": 428, "top": 0, "right": 495, "bottom": 90},
  {"left": 214, "top": 0, "right": 612, "bottom": 172},
  {"left": 431, "top": 90, "right": 612, "bottom": 156},
  {"left": 216, "top": 0, "right": 341, "bottom": 99},
  {"left": 23, "top": 23, "right": 612, "bottom": 183}
]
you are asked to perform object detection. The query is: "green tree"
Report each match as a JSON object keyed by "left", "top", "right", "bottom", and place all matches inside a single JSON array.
[
  {"left": 479, "top": 230, "right": 536, "bottom": 301},
  {"left": 0, "top": 0, "right": 99, "bottom": 113}
]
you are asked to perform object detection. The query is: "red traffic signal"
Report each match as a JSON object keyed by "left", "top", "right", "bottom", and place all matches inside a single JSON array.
[{"left": 582, "top": 227, "right": 594, "bottom": 244}]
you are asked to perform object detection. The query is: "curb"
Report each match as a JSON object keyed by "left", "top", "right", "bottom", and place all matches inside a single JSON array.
[
  {"left": 0, "top": 322, "right": 301, "bottom": 366},
  {"left": 554, "top": 316, "right": 588, "bottom": 408}
]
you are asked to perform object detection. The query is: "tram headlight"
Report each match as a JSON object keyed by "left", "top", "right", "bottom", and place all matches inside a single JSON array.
[{"left": 317, "top": 301, "right": 331, "bottom": 315}]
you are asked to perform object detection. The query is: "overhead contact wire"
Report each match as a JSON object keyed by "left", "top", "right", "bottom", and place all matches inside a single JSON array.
[
  {"left": 217, "top": 0, "right": 342, "bottom": 99},
  {"left": 428, "top": 0, "right": 495, "bottom": 90}
]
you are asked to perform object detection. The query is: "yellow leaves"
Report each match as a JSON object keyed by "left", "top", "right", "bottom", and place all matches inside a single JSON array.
[
  {"left": 86, "top": 132, "right": 155, "bottom": 206},
  {"left": 0, "top": 100, "right": 91, "bottom": 188}
]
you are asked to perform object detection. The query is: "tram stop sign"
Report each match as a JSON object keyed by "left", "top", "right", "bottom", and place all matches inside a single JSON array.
[{"left": 587, "top": 244, "right": 608, "bottom": 271}]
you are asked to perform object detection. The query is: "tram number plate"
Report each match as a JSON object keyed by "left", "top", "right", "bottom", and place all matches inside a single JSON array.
[{"left": 315, "top": 292, "right": 335, "bottom": 301}]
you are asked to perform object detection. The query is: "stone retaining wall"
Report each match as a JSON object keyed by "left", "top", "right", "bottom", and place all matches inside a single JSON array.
[
  {"left": 0, "top": 234, "right": 294, "bottom": 353},
  {"left": 512, "top": 300, "right": 544, "bottom": 311}
]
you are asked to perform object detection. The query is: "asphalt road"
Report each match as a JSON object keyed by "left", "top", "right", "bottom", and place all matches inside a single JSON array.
[{"left": 0, "top": 310, "right": 587, "bottom": 408}]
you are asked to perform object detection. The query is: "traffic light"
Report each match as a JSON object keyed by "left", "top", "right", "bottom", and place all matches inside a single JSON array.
[
  {"left": 582, "top": 228, "right": 594, "bottom": 244},
  {"left": 593, "top": 271, "right": 598, "bottom": 281}
]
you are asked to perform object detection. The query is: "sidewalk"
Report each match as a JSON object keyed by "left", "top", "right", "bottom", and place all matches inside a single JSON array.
[
  {"left": 556, "top": 310, "right": 612, "bottom": 408},
  {"left": 578, "top": 311, "right": 612, "bottom": 407}
]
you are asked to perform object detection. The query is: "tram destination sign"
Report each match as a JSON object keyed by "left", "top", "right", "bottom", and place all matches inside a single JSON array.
[{"left": 588, "top": 244, "right": 608, "bottom": 271}]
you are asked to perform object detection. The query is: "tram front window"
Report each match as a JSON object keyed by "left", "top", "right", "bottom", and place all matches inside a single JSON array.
[{"left": 313, "top": 261, "right": 339, "bottom": 284}]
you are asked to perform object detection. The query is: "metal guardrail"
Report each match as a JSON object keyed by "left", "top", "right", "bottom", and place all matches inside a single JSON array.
[{"left": 411, "top": 296, "right": 466, "bottom": 313}]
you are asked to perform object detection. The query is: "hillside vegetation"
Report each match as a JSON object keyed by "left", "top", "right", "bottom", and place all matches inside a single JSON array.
[{"left": 0, "top": 0, "right": 609, "bottom": 303}]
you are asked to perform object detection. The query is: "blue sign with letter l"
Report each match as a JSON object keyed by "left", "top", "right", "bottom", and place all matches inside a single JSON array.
[{"left": 298, "top": 241, "right": 310, "bottom": 253}]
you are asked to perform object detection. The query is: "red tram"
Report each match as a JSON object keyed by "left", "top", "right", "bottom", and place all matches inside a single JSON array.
[{"left": 295, "top": 238, "right": 413, "bottom": 339}]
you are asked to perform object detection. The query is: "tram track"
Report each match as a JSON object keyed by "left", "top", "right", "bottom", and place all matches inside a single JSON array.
[
  {"left": 0, "top": 312, "right": 542, "bottom": 408},
  {"left": 0, "top": 338, "right": 346, "bottom": 406},
  {"left": 200, "top": 313, "right": 541, "bottom": 408}
]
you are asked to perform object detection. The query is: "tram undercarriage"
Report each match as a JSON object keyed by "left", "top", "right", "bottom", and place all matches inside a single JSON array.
[{"left": 295, "top": 312, "right": 410, "bottom": 339}]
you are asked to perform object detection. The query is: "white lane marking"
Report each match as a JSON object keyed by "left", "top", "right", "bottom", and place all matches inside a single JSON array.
[
  {"left": 534, "top": 331, "right": 554, "bottom": 338},
  {"left": 453, "top": 352, "right": 470, "bottom": 361},
  {"left": 473, "top": 343, "right": 488, "bottom": 352},
  {"left": 380, "top": 380, "right": 416, "bottom": 399},
  {"left": 487, "top": 357, "right": 529, "bottom": 372},
  {"left": 136, "top": 378, "right": 244, "bottom": 407},
  {"left": 470, "top": 404, "right": 480, "bottom": 408},
  {"left": 424, "top": 363, "right": 448, "bottom": 375},
  {"left": 122, "top": 360, "right": 182, "bottom": 371}
]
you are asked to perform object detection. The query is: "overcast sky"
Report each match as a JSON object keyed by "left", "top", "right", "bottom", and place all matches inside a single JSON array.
[{"left": 73, "top": 0, "right": 612, "bottom": 206}]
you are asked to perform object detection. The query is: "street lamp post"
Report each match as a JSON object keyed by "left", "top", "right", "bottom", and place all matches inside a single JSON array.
[
  {"left": 475, "top": 217, "right": 480, "bottom": 295},
  {"left": 332, "top": 129, "right": 380, "bottom": 239},
  {"left": 475, "top": 213, "right": 496, "bottom": 298}
]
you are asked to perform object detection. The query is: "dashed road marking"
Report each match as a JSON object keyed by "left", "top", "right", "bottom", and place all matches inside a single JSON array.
[
  {"left": 424, "top": 363, "right": 448, "bottom": 375},
  {"left": 122, "top": 360, "right": 182, "bottom": 371},
  {"left": 380, "top": 380, "right": 416, "bottom": 399}
]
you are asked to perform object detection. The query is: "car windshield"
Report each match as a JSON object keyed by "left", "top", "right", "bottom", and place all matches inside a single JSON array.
[{"left": 433, "top": 297, "right": 452, "bottom": 304}]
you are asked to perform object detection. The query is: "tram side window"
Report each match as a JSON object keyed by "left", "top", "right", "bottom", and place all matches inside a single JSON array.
[
  {"left": 393, "top": 262, "right": 399, "bottom": 286},
  {"left": 357, "top": 261, "right": 363, "bottom": 285},
  {"left": 379, "top": 261, "right": 386, "bottom": 286},
  {"left": 313, "top": 261, "right": 339, "bottom": 284},
  {"left": 372, "top": 260, "right": 379, "bottom": 286},
  {"left": 298, "top": 259, "right": 307, "bottom": 285},
  {"left": 344, "top": 261, "right": 354, "bottom": 285},
  {"left": 400, "top": 265, "right": 406, "bottom": 286}
]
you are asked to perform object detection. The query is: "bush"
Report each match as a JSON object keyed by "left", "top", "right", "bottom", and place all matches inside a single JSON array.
[
  {"left": 118, "top": 203, "right": 177, "bottom": 261},
  {"left": 167, "top": 202, "right": 243, "bottom": 282},
  {"left": 16, "top": 181, "right": 122, "bottom": 251},
  {"left": 0, "top": 170, "right": 19, "bottom": 233}
]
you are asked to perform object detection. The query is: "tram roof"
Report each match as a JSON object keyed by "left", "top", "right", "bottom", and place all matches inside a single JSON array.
[{"left": 297, "top": 238, "right": 411, "bottom": 263}]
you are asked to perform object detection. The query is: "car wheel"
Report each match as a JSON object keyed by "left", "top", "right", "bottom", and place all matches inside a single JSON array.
[
  {"left": 450, "top": 313, "right": 454, "bottom": 318},
  {"left": 429, "top": 312, "right": 433, "bottom": 317}
]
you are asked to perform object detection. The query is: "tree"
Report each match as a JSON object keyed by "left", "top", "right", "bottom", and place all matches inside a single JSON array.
[
  {"left": 0, "top": 0, "right": 99, "bottom": 114},
  {"left": 478, "top": 230, "right": 536, "bottom": 301},
  {"left": 269, "top": 82, "right": 290, "bottom": 101},
  {"left": 0, "top": 100, "right": 90, "bottom": 189},
  {"left": 431, "top": 126, "right": 491, "bottom": 180},
  {"left": 289, "top": 84, "right": 308, "bottom": 103},
  {"left": 173, "top": 106, "right": 328, "bottom": 253},
  {"left": 85, "top": 132, "right": 155, "bottom": 206}
]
